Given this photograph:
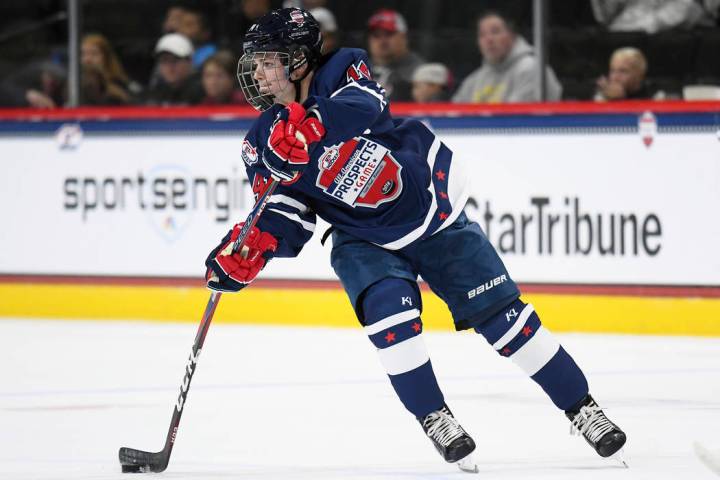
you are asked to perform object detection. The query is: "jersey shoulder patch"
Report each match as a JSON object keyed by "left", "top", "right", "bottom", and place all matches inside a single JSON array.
[
  {"left": 241, "top": 139, "right": 258, "bottom": 166},
  {"left": 346, "top": 60, "right": 372, "bottom": 82},
  {"left": 313, "top": 48, "right": 373, "bottom": 95}
]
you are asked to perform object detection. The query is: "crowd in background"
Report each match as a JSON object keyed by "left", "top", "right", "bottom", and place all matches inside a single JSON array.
[{"left": 1, "top": 0, "right": 719, "bottom": 109}]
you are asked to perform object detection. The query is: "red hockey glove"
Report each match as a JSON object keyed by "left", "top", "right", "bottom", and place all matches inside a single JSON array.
[
  {"left": 263, "top": 102, "right": 325, "bottom": 182},
  {"left": 205, "top": 223, "right": 278, "bottom": 292}
]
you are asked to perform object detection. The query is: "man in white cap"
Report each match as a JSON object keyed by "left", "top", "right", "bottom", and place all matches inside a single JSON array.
[
  {"left": 366, "top": 8, "right": 424, "bottom": 102},
  {"left": 145, "top": 33, "right": 204, "bottom": 105},
  {"left": 412, "top": 63, "right": 452, "bottom": 103}
]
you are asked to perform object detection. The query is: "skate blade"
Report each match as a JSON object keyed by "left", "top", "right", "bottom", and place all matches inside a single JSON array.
[
  {"left": 611, "top": 448, "right": 628, "bottom": 468},
  {"left": 456, "top": 454, "right": 479, "bottom": 474}
]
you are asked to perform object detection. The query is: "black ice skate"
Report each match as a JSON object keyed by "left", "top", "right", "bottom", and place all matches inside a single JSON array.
[
  {"left": 566, "top": 395, "right": 627, "bottom": 460},
  {"left": 420, "top": 405, "right": 478, "bottom": 473}
]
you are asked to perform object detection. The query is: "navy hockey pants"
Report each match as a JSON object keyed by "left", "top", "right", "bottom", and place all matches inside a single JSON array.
[{"left": 330, "top": 211, "right": 520, "bottom": 329}]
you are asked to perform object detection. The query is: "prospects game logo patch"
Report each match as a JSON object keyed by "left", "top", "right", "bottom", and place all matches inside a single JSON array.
[{"left": 315, "top": 137, "right": 402, "bottom": 209}]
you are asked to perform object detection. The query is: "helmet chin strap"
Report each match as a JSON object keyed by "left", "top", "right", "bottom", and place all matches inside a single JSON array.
[
  {"left": 287, "top": 45, "right": 314, "bottom": 104},
  {"left": 293, "top": 79, "right": 302, "bottom": 103}
]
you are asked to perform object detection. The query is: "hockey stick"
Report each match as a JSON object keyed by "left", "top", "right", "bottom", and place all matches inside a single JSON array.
[{"left": 118, "top": 178, "right": 280, "bottom": 473}]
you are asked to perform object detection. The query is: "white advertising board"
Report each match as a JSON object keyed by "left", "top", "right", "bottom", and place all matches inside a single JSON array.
[
  {"left": 0, "top": 125, "right": 718, "bottom": 285},
  {"left": 444, "top": 131, "right": 720, "bottom": 285}
]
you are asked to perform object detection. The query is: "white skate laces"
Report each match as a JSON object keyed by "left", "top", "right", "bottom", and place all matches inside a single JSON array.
[
  {"left": 569, "top": 404, "right": 616, "bottom": 443},
  {"left": 421, "top": 406, "right": 478, "bottom": 472},
  {"left": 423, "top": 407, "right": 467, "bottom": 447},
  {"left": 566, "top": 396, "right": 627, "bottom": 465}
]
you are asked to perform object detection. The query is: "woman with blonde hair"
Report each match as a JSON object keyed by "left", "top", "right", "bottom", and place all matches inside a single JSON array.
[
  {"left": 81, "top": 33, "right": 141, "bottom": 101},
  {"left": 81, "top": 64, "right": 130, "bottom": 105}
]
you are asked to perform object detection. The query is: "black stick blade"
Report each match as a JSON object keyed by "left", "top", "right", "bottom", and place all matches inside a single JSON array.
[{"left": 119, "top": 447, "right": 169, "bottom": 473}]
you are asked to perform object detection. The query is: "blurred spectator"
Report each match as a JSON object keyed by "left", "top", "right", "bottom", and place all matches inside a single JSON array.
[
  {"left": 411, "top": 63, "right": 452, "bottom": 103},
  {"left": 590, "top": 0, "right": 720, "bottom": 34},
  {"left": 144, "top": 33, "right": 204, "bottom": 106},
  {"left": 81, "top": 33, "right": 141, "bottom": 101},
  {"left": 176, "top": 6, "right": 217, "bottom": 68},
  {"left": 200, "top": 50, "right": 247, "bottom": 105},
  {"left": 452, "top": 11, "right": 562, "bottom": 103},
  {"left": 80, "top": 64, "right": 129, "bottom": 105},
  {"left": 594, "top": 47, "right": 664, "bottom": 101},
  {"left": 367, "top": 9, "right": 424, "bottom": 102},
  {"left": 239, "top": 0, "right": 271, "bottom": 19},
  {"left": 0, "top": 38, "right": 68, "bottom": 107},
  {"left": 309, "top": 7, "right": 339, "bottom": 53},
  {"left": 23, "top": 62, "right": 66, "bottom": 109},
  {"left": 227, "top": 0, "right": 271, "bottom": 49},
  {"left": 162, "top": 5, "right": 187, "bottom": 34},
  {"left": 283, "top": 0, "right": 327, "bottom": 8}
]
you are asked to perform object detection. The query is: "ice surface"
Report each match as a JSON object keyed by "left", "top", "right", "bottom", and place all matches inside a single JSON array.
[{"left": 2, "top": 318, "right": 719, "bottom": 479}]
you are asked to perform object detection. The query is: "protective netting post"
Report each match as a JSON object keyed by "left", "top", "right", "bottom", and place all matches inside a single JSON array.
[
  {"left": 67, "top": 0, "right": 81, "bottom": 107},
  {"left": 533, "top": 0, "right": 548, "bottom": 102}
]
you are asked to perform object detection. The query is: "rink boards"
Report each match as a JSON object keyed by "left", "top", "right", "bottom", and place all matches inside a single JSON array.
[
  {"left": 0, "top": 279, "right": 719, "bottom": 336},
  {"left": 0, "top": 102, "right": 718, "bottom": 335}
]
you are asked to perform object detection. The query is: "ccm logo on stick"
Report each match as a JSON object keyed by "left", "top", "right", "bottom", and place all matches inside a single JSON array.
[{"left": 467, "top": 275, "right": 507, "bottom": 299}]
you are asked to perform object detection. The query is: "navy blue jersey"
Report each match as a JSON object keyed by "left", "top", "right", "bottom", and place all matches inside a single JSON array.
[{"left": 240, "top": 48, "right": 468, "bottom": 258}]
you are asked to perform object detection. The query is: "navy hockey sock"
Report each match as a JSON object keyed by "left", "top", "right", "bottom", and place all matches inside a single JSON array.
[
  {"left": 362, "top": 279, "right": 444, "bottom": 418},
  {"left": 474, "top": 299, "right": 588, "bottom": 411}
]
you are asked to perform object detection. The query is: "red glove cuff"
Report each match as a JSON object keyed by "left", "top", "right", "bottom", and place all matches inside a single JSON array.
[
  {"left": 283, "top": 102, "right": 325, "bottom": 145},
  {"left": 298, "top": 116, "right": 325, "bottom": 144}
]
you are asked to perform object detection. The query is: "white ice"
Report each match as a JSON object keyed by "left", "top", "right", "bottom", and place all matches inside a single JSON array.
[{"left": 2, "top": 318, "right": 719, "bottom": 479}]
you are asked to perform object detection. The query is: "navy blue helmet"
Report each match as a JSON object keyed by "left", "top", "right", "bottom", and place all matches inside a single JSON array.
[
  {"left": 238, "top": 8, "right": 323, "bottom": 110},
  {"left": 243, "top": 8, "right": 323, "bottom": 64}
]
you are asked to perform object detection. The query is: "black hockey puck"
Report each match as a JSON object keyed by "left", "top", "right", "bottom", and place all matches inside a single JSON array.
[{"left": 121, "top": 464, "right": 144, "bottom": 473}]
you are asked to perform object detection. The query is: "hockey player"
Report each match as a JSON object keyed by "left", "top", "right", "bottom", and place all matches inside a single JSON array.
[{"left": 205, "top": 7, "right": 627, "bottom": 471}]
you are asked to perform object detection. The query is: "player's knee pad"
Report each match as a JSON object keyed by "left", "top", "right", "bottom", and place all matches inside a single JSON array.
[
  {"left": 475, "top": 299, "right": 560, "bottom": 377},
  {"left": 361, "top": 278, "right": 427, "bottom": 375}
]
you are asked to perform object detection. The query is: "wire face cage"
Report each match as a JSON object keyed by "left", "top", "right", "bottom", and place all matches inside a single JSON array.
[{"left": 236, "top": 51, "right": 291, "bottom": 111}]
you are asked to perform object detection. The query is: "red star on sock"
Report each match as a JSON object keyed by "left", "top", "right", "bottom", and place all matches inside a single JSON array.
[
  {"left": 411, "top": 322, "right": 421, "bottom": 333},
  {"left": 439, "top": 191, "right": 448, "bottom": 199},
  {"left": 501, "top": 347, "right": 512, "bottom": 356},
  {"left": 438, "top": 212, "right": 448, "bottom": 220},
  {"left": 385, "top": 331, "right": 396, "bottom": 343},
  {"left": 522, "top": 326, "right": 533, "bottom": 337},
  {"left": 435, "top": 169, "right": 446, "bottom": 181}
]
